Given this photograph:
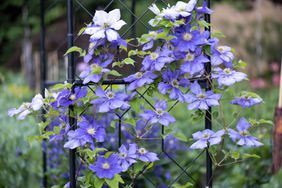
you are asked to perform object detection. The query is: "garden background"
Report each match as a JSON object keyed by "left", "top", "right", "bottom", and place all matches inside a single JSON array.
[{"left": 0, "top": 0, "right": 282, "bottom": 187}]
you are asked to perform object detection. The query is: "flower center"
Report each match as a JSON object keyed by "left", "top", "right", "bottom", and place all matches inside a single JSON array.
[
  {"left": 197, "top": 93, "right": 206, "bottom": 99},
  {"left": 171, "top": 79, "right": 179, "bottom": 88},
  {"left": 119, "top": 152, "right": 127, "bottom": 158},
  {"left": 139, "top": 148, "right": 147, "bottom": 154},
  {"left": 150, "top": 52, "right": 159, "bottom": 60},
  {"left": 135, "top": 72, "right": 143, "bottom": 78},
  {"left": 155, "top": 108, "right": 164, "bottom": 115},
  {"left": 106, "top": 92, "right": 115, "bottom": 99},
  {"left": 203, "top": 133, "right": 210, "bottom": 139},
  {"left": 69, "top": 94, "right": 76, "bottom": 100},
  {"left": 87, "top": 127, "right": 96, "bottom": 135},
  {"left": 103, "top": 22, "right": 110, "bottom": 29},
  {"left": 223, "top": 68, "right": 232, "bottom": 75},
  {"left": 91, "top": 64, "right": 98, "bottom": 69},
  {"left": 185, "top": 53, "right": 195, "bottom": 61},
  {"left": 183, "top": 33, "right": 192, "bottom": 41},
  {"left": 102, "top": 162, "right": 110, "bottom": 169},
  {"left": 217, "top": 47, "right": 224, "bottom": 52},
  {"left": 240, "top": 131, "right": 248, "bottom": 136}
]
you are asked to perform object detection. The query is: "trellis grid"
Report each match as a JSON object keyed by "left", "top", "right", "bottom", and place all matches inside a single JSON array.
[{"left": 39, "top": 0, "right": 213, "bottom": 187}]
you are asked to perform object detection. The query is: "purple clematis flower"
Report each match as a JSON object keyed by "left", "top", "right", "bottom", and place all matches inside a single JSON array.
[
  {"left": 228, "top": 118, "right": 263, "bottom": 147},
  {"left": 230, "top": 95, "right": 262, "bottom": 108},
  {"left": 196, "top": 1, "right": 213, "bottom": 14},
  {"left": 140, "top": 101, "right": 176, "bottom": 126},
  {"left": 80, "top": 53, "right": 114, "bottom": 84},
  {"left": 212, "top": 68, "right": 247, "bottom": 87},
  {"left": 52, "top": 87, "right": 87, "bottom": 108},
  {"left": 124, "top": 71, "right": 158, "bottom": 91},
  {"left": 142, "top": 30, "right": 162, "bottom": 51},
  {"left": 89, "top": 154, "right": 122, "bottom": 179},
  {"left": 64, "top": 116, "right": 106, "bottom": 149},
  {"left": 118, "top": 144, "right": 138, "bottom": 171},
  {"left": 171, "top": 25, "right": 207, "bottom": 52},
  {"left": 84, "top": 9, "right": 126, "bottom": 42},
  {"left": 91, "top": 87, "right": 130, "bottom": 113},
  {"left": 137, "top": 147, "right": 159, "bottom": 162},
  {"left": 185, "top": 82, "right": 222, "bottom": 110},
  {"left": 190, "top": 129, "right": 225, "bottom": 149},
  {"left": 211, "top": 44, "right": 234, "bottom": 67},
  {"left": 142, "top": 46, "right": 174, "bottom": 71},
  {"left": 175, "top": 48, "right": 210, "bottom": 75},
  {"left": 157, "top": 69, "right": 189, "bottom": 102}
]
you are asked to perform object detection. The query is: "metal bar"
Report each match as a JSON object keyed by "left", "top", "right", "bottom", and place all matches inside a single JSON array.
[
  {"left": 67, "top": 0, "right": 76, "bottom": 187},
  {"left": 204, "top": 0, "right": 212, "bottom": 187},
  {"left": 40, "top": 0, "right": 47, "bottom": 187},
  {"left": 130, "top": 0, "right": 136, "bottom": 38}
]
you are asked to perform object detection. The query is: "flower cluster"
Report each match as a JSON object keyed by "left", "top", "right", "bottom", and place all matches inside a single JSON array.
[{"left": 8, "top": 0, "right": 266, "bottom": 186}]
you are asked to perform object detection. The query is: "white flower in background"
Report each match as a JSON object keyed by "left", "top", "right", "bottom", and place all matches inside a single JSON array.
[
  {"left": 175, "top": 0, "right": 197, "bottom": 17},
  {"left": 8, "top": 94, "right": 44, "bottom": 120},
  {"left": 84, "top": 9, "right": 126, "bottom": 42},
  {"left": 148, "top": 0, "right": 197, "bottom": 26}
]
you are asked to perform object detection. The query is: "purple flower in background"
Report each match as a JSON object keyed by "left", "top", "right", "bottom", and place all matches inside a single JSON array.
[
  {"left": 118, "top": 144, "right": 138, "bottom": 171},
  {"left": 142, "top": 46, "right": 174, "bottom": 71},
  {"left": 164, "top": 134, "right": 184, "bottom": 153},
  {"left": 212, "top": 68, "right": 247, "bottom": 87},
  {"left": 84, "top": 9, "right": 126, "bottom": 42},
  {"left": 171, "top": 25, "right": 206, "bottom": 52},
  {"left": 185, "top": 82, "right": 221, "bottom": 110},
  {"left": 211, "top": 45, "right": 234, "bottom": 67},
  {"left": 175, "top": 48, "right": 209, "bottom": 75},
  {"left": 64, "top": 116, "right": 106, "bottom": 149},
  {"left": 53, "top": 87, "right": 87, "bottom": 108},
  {"left": 190, "top": 129, "right": 225, "bottom": 149},
  {"left": 89, "top": 154, "right": 122, "bottom": 179},
  {"left": 137, "top": 147, "right": 159, "bottom": 162},
  {"left": 157, "top": 69, "right": 189, "bottom": 102},
  {"left": 230, "top": 95, "right": 262, "bottom": 108},
  {"left": 91, "top": 87, "right": 130, "bottom": 113},
  {"left": 124, "top": 71, "right": 158, "bottom": 91},
  {"left": 140, "top": 101, "right": 176, "bottom": 126},
  {"left": 196, "top": 1, "right": 213, "bottom": 14},
  {"left": 228, "top": 118, "right": 263, "bottom": 147}
]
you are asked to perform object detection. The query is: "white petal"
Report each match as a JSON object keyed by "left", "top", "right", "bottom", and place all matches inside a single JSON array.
[
  {"left": 108, "top": 9, "right": 121, "bottom": 24},
  {"left": 17, "top": 109, "right": 31, "bottom": 120},
  {"left": 106, "top": 29, "right": 119, "bottom": 41},
  {"left": 84, "top": 26, "right": 101, "bottom": 35},
  {"left": 8, "top": 108, "right": 20, "bottom": 117},
  {"left": 31, "top": 94, "right": 44, "bottom": 111},
  {"left": 93, "top": 10, "right": 108, "bottom": 26},
  {"left": 90, "top": 29, "right": 105, "bottom": 40},
  {"left": 149, "top": 4, "right": 161, "bottom": 15},
  {"left": 110, "top": 20, "right": 126, "bottom": 30}
]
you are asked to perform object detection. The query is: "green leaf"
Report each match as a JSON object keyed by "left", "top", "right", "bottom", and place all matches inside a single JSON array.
[
  {"left": 108, "top": 70, "right": 122, "bottom": 77},
  {"left": 173, "top": 132, "right": 188, "bottom": 142},
  {"left": 105, "top": 174, "right": 124, "bottom": 188},
  {"left": 243, "top": 153, "right": 260, "bottom": 159},
  {"left": 124, "top": 118, "right": 136, "bottom": 126},
  {"left": 123, "top": 58, "right": 135, "bottom": 65},
  {"left": 64, "top": 46, "right": 83, "bottom": 56},
  {"left": 231, "top": 150, "right": 240, "bottom": 160},
  {"left": 94, "top": 177, "right": 105, "bottom": 188},
  {"left": 235, "top": 60, "right": 247, "bottom": 68},
  {"left": 211, "top": 30, "right": 225, "bottom": 38},
  {"left": 78, "top": 27, "right": 86, "bottom": 36},
  {"left": 198, "top": 20, "right": 210, "bottom": 29}
]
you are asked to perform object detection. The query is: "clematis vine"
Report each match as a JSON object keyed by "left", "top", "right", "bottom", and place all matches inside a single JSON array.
[{"left": 8, "top": 1, "right": 268, "bottom": 186}]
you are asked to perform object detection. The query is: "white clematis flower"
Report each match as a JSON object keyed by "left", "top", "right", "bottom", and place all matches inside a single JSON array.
[
  {"left": 84, "top": 9, "right": 126, "bottom": 42},
  {"left": 8, "top": 94, "right": 44, "bottom": 120}
]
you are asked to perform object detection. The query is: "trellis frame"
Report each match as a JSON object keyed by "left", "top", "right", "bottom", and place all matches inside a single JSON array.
[{"left": 39, "top": 0, "right": 213, "bottom": 187}]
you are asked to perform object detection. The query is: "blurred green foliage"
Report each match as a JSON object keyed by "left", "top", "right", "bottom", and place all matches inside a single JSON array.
[{"left": 0, "top": 68, "right": 41, "bottom": 187}]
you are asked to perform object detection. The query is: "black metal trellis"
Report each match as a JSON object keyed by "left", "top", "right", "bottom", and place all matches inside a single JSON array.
[{"left": 39, "top": 0, "right": 213, "bottom": 187}]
